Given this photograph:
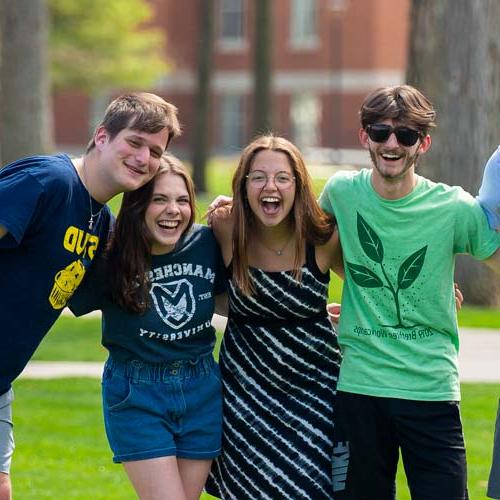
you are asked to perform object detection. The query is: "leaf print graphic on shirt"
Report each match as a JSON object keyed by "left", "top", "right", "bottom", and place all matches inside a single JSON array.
[{"left": 346, "top": 212, "right": 427, "bottom": 328}]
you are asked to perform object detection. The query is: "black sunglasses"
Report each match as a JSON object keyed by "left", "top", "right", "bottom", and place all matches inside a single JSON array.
[{"left": 366, "top": 124, "right": 422, "bottom": 147}]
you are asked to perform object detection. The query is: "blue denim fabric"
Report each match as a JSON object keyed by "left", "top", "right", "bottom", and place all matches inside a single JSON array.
[
  {"left": 102, "top": 354, "right": 222, "bottom": 463},
  {"left": 0, "top": 388, "right": 14, "bottom": 473}
]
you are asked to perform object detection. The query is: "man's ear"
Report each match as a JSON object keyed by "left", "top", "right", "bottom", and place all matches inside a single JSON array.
[
  {"left": 359, "top": 128, "right": 370, "bottom": 149},
  {"left": 94, "top": 126, "right": 109, "bottom": 149},
  {"left": 418, "top": 134, "right": 432, "bottom": 154}
]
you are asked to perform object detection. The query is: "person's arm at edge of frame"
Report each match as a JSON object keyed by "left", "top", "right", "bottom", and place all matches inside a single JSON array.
[
  {"left": 0, "top": 224, "right": 6, "bottom": 239},
  {"left": 476, "top": 145, "right": 500, "bottom": 273}
]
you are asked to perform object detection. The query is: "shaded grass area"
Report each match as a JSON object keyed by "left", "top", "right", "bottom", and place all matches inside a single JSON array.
[{"left": 11, "top": 379, "right": 499, "bottom": 499}]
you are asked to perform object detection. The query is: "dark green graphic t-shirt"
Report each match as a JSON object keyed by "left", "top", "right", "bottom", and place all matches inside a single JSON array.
[{"left": 319, "top": 169, "right": 500, "bottom": 401}]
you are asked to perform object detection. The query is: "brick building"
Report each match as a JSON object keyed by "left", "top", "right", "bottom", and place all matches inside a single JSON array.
[{"left": 54, "top": 0, "right": 410, "bottom": 156}]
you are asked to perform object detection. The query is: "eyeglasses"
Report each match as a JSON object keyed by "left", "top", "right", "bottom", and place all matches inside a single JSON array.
[
  {"left": 246, "top": 170, "right": 295, "bottom": 188},
  {"left": 366, "top": 124, "right": 422, "bottom": 147}
]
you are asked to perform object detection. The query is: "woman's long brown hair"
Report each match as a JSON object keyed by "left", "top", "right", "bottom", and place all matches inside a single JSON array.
[
  {"left": 105, "top": 153, "right": 196, "bottom": 313},
  {"left": 231, "top": 135, "right": 335, "bottom": 295}
]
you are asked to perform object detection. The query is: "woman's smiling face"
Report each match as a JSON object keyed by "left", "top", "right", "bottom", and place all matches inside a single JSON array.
[
  {"left": 245, "top": 149, "right": 296, "bottom": 228},
  {"left": 145, "top": 172, "right": 192, "bottom": 255}
]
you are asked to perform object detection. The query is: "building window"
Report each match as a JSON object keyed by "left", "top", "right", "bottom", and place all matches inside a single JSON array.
[
  {"left": 290, "top": 0, "right": 319, "bottom": 49},
  {"left": 219, "top": 0, "right": 246, "bottom": 50},
  {"left": 290, "top": 93, "right": 321, "bottom": 148},
  {"left": 220, "top": 94, "right": 245, "bottom": 151}
]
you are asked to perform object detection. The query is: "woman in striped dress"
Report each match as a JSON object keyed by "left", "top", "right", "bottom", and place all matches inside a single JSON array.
[{"left": 205, "top": 135, "right": 343, "bottom": 499}]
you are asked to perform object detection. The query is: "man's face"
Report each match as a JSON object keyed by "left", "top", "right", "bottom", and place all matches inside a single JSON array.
[
  {"left": 95, "top": 126, "right": 170, "bottom": 193},
  {"left": 359, "top": 119, "right": 431, "bottom": 182}
]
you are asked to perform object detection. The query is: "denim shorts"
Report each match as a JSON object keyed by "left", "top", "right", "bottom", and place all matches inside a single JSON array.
[
  {"left": 0, "top": 389, "right": 15, "bottom": 474},
  {"left": 102, "top": 354, "right": 222, "bottom": 463}
]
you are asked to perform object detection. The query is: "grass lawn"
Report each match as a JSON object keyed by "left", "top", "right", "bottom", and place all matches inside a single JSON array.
[{"left": 11, "top": 378, "right": 499, "bottom": 499}]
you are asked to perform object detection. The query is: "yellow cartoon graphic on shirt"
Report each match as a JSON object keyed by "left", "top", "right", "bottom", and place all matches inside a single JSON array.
[
  {"left": 49, "top": 259, "right": 86, "bottom": 309},
  {"left": 48, "top": 226, "right": 101, "bottom": 310}
]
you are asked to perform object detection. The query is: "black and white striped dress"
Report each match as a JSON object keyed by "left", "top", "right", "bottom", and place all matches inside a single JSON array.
[{"left": 206, "top": 246, "right": 341, "bottom": 499}]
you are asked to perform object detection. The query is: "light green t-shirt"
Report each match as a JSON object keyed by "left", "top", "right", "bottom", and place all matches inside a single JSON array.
[{"left": 319, "top": 169, "right": 500, "bottom": 401}]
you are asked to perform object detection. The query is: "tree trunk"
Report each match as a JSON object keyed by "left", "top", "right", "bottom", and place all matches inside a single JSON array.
[
  {"left": 407, "top": 0, "right": 500, "bottom": 306},
  {"left": 191, "top": 0, "right": 215, "bottom": 194},
  {"left": 253, "top": 0, "right": 272, "bottom": 135},
  {"left": 1, "top": 0, "right": 53, "bottom": 166}
]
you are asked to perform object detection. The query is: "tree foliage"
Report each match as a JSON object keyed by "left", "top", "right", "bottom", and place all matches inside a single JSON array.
[{"left": 49, "top": 0, "right": 168, "bottom": 92}]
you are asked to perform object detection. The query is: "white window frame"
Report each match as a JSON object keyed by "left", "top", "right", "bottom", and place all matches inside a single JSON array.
[
  {"left": 218, "top": 0, "right": 247, "bottom": 52},
  {"left": 289, "top": 0, "right": 319, "bottom": 50},
  {"left": 290, "top": 93, "right": 321, "bottom": 149},
  {"left": 220, "top": 94, "right": 245, "bottom": 151}
]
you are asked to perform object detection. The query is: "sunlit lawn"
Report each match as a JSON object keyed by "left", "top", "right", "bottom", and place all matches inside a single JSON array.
[{"left": 11, "top": 378, "right": 499, "bottom": 499}]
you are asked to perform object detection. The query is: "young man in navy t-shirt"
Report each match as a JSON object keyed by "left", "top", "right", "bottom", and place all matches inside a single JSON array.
[{"left": 0, "top": 92, "right": 180, "bottom": 499}]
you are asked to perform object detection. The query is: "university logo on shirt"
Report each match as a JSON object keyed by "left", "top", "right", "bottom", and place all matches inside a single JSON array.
[{"left": 150, "top": 279, "right": 196, "bottom": 329}]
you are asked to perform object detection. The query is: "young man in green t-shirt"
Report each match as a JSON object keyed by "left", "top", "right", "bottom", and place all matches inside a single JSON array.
[{"left": 319, "top": 84, "right": 500, "bottom": 500}]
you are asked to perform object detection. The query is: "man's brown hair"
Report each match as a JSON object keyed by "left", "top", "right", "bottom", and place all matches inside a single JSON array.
[
  {"left": 360, "top": 85, "right": 437, "bottom": 134},
  {"left": 86, "top": 92, "right": 181, "bottom": 152}
]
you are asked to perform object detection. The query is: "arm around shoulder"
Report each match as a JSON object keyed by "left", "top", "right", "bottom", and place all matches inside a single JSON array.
[
  {"left": 316, "top": 228, "right": 344, "bottom": 278},
  {"left": 211, "top": 209, "right": 234, "bottom": 266}
]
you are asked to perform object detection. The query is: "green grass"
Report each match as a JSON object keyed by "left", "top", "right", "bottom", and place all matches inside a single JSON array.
[
  {"left": 32, "top": 315, "right": 107, "bottom": 361},
  {"left": 11, "top": 378, "right": 135, "bottom": 499},
  {"left": 458, "top": 305, "right": 500, "bottom": 328},
  {"left": 11, "top": 378, "right": 499, "bottom": 499}
]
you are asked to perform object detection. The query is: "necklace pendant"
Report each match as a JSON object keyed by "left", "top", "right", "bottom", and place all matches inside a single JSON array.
[
  {"left": 276, "top": 250, "right": 283, "bottom": 256},
  {"left": 88, "top": 216, "right": 94, "bottom": 231}
]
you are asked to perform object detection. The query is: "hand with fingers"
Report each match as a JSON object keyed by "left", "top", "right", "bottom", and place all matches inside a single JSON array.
[
  {"left": 327, "top": 302, "right": 341, "bottom": 326},
  {"left": 206, "top": 195, "right": 233, "bottom": 226}
]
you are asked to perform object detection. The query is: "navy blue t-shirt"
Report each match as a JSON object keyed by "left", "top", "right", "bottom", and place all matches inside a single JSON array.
[
  {"left": 0, "top": 154, "right": 111, "bottom": 395},
  {"left": 69, "top": 224, "right": 226, "bottom": 363}
]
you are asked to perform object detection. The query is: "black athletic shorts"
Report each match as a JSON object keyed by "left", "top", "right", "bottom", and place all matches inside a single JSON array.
[{"left": 332, "top": 391, "right": 468, "bottom": 500}]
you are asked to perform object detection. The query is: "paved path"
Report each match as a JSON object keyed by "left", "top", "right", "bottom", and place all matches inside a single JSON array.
[{"left": 20, "top": 320, "right": 500, "bottom": 382}]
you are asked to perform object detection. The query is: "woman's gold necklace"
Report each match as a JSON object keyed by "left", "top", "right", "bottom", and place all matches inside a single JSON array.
[{"left": 259, "top": 235, "right": 294, "bottom": 256}]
